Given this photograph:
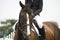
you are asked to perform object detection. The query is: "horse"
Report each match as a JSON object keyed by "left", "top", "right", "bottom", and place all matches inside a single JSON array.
[
  {"left": 42, "top": 22, "right": 60, "bottom": 40},
  {"left": 14, "top": 1, "right": 39, "bottom": 40},
  {"left": 14, "top": 1, "right": 60, "bottom": 40}
]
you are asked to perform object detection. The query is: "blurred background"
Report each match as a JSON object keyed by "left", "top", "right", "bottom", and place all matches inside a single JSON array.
[{"left": 0, "top": 0, "right": 60, "bottom": 40}]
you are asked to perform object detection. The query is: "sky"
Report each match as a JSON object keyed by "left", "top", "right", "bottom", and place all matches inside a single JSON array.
[{"left": 0, "top": 0, "right": 60, "bottom": 28}]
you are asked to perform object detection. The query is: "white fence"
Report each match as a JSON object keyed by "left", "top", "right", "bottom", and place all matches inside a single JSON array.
[
  {"left": 0, "top": 32, "right": 15, "bottom": 40},
  {"left": 0, "top": 21, "right": 17, "bottom": 40}
]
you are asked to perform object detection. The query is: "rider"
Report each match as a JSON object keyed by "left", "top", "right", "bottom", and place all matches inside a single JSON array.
[{"left": 25, "top": 0, "right": 43, "bottom": 16}]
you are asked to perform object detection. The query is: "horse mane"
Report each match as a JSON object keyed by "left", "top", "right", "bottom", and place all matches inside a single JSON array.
[{"left": 43, "top": 21, "right": 60, "bottom": 40}]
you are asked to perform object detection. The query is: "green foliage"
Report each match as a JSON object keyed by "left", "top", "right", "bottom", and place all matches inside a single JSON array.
[
  {"left": 1, "top": 19, "right": 17, "bottom": 26},
  {"left": 6, "top": 19, "right": 17, "bottom": 26},
  {"left": 0, "top": 19, "right": 17, "bottom": 38}
]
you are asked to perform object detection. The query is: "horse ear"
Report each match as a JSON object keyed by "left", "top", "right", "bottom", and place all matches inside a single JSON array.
[{"left": 19, "top": 1, "right": 24, "bottom": 8}]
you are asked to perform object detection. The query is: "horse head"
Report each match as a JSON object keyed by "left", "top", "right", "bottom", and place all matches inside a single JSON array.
[{"left": 14, "top": 1, "right": 38, "bottom": 40}]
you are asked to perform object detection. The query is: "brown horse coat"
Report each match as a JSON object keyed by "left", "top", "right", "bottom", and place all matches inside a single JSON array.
[{"left": 43, "top": 22, "right": 60, "bottom": 40}]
